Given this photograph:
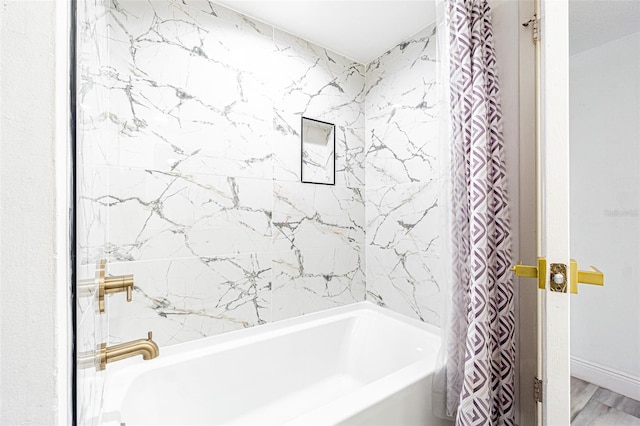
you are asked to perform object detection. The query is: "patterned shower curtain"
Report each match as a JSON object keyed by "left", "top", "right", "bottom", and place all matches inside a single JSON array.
[{"left": 445, "top": 0, "right": 516, "bottom": 424}]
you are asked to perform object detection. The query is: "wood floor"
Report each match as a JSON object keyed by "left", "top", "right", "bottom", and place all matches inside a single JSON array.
[{"left": 571, "top": 377, "right": 640, "bottom": 425}]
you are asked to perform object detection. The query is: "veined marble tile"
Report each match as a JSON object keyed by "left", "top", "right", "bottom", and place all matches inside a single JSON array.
[
  {"left": 365, "top": 25, "right": 439, "bottom": 187},
  {"left": 366, "top": 24, "right": 437, "bottom": 78},
  {"left": 107, "top": 253, "right": 271, "bottom": 346},
  {"left": 94, "top": 167, "right": 272, "bottom": 261},
  {"left": 302, "top": 135, "right": 335, "bottom": 184},
  {"left": 366, "top": 246, "right": 443, "bottom": 326},
  {"left": 77, "top": 67, "right": 113, "bottom": 168},
  {"left": 76, "top": 261, "right": 101, "bottom": 319},
  {"left": 273, "top": 29, "right": 365, "bottom": 186},
  {"left": 104, "top": 0, "right": 275, "bottom": 179},
  {"left": 272, "top": 246, "right": 365, "bottom": 321},
  {"left": 273, "top": 181, "right": 364, "bottom": 252},
  {"left": 335, "top": 123, "right": 366, "bottom": 187},
  {"left": 366, "top": 181, "right": 440, "bottom": 254},
  {"left": 77, "top": 183, "right": 109, "bottom": 265},
  {"left": 76, "top": 1, "right": 111, "bottom": 424}
]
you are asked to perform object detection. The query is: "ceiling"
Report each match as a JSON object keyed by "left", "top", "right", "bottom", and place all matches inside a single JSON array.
[
  {"left": 569, "top": 0, "right": 640, "bottom": 54},
  {"left": 213, "top": 0, "right": 640, "bottom": 63},
  {"left": 215, "top": 1, "right": 437, "bottom": 64}
]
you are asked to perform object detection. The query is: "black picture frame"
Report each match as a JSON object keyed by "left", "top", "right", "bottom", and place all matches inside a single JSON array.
[{"left": 300, "top": 116, "right": 336, "bottom": 185}]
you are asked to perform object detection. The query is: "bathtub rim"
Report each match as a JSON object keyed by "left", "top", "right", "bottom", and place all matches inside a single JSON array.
[{"left": 108, "top": 301, "right": 440, "bottom": 370}]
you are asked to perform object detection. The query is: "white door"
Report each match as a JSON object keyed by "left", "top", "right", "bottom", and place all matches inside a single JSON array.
[{"left": 538, "top": 0, "right": 640, "bottom": 424}]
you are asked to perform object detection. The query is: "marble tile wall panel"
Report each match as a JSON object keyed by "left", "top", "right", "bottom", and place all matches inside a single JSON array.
[
  {"left": 104, "top": 1, "right": 275, "bottom": 179},
  {"left": 101, "top": 167, "right": 272, "bottom": 262},
  {"left": 272, "top": 181, "right": 365, "bottom": 318},
  {"left": 273, "top": 29, "right": 365, "bottom": 187},
  {"left": 96, "top": 0, "right": 367, "bottom": 347},
  {"left": 365, "top": 181, "right": 443, "bottom": 324},
  {"left": 366, "top": 247, "right": 443, "bottom": 325},
  {"left": 273, "top": 181, "right": 364, "bottom": 252},
  {"left": 76, "top": 0, "right": 111, "bottom": 424},
  {"left": 107, "top": 254, "right": 271, "bottom": 346},
  {"left": 77, "top": 0, "right": 112, "bottom": 267},
  {"left": 364, "top": 24, "right": 444, "bottom": 327},
  {"left": 366, "top": 181, "right": 440, "bottom": 253},
  {"left": 269, "top": 30, "right": 366, "bottom": 318},
  {"left": 272, "top": 246, "right": 365, "bottom": 321},
  {"left": 365, "top": 25, "right": 438, "bottom": 188},
  {"left": 302, "top": 129, "right": 335, "bottom": 184}
]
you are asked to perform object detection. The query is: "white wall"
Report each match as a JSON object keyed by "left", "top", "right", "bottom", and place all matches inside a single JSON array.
[
  {"left": 0, "top": 0, "right": 69, "bottom": 423},
  {"left": 570, "top": 31, "right": 640, "bottom": 398}
]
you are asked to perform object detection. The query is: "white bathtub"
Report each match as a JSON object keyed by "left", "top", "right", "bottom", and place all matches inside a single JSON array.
[{"left": 101, "top": 302, "right": 452, "bottom": 425}]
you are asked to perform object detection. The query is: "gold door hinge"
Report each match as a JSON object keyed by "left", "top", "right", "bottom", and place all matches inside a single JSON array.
[
  {"left": 510, "top": 257, "right": 547, "bottom": 290},
  {"left": 534, "top": 377, "right": 543, "bottom": 403}
]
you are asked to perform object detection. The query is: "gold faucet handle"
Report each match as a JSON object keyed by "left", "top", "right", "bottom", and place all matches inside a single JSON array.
[{"left": 99, "top": 271, "right": 135, "bottom": 313}]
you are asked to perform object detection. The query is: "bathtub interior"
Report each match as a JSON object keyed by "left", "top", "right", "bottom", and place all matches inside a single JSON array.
[{"left": 102, "top": 303, "right": 444, "bottom": 425}]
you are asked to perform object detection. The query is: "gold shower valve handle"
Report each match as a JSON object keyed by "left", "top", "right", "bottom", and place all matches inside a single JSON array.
[
  {"left": 98, "top": 268, "right": 135, "bottom": 313},
  {"left": 104, "top": 274, "right": 134, "bottom": 301}
]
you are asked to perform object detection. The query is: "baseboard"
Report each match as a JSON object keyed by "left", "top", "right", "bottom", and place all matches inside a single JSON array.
[{"left": 571, "top": 356, "right": 640, "bottom": 400}]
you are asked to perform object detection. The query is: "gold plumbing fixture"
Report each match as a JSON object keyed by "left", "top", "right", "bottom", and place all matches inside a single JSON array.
[
  {"left": 510, "top": 257, "right": 604, "bottom": 293},
  {"left": 76, "top": 259, "right": 108, "bottom": 299},
  {"left": 96, "top": 259, "right": 135, "bottom": 312},
  {"left": 99, "top": 332, "right": 159, "bottom": 370}
]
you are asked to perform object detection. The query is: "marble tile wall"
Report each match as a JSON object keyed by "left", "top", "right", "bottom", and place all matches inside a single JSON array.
[
  {"left": 76, "top": 0, "right": 111, "bottom": 424},
  {"left": 364, "top": 25, "right": 444, "bottom": 327},
  {"left": 96, "top": 0, "right": 366, "bottom": 346},
  {"left": 78, "top": 0, "right": 443, "bottom": 360}
]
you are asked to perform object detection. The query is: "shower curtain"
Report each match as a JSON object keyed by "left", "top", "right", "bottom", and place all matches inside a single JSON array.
[{"left": 443, "top": 0, "right": 516, "bottom": 424}]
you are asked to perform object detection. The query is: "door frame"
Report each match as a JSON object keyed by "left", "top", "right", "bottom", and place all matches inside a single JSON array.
[
  {"left": 517, "top": 0, "right": 539, "bottom": 424},
  {"left": 57, "top": 0, "right": 75, "bottom": 423},
  {"left": 539, "top": 0, "right": 572, "bottom": 423},
  {"left": 518, "top": 0, "right": 572, "bottom": 423}
]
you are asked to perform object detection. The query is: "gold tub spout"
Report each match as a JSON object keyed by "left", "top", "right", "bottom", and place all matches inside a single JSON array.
[{"left": 99, "top": 331, "right": 159, "bottom": 370}]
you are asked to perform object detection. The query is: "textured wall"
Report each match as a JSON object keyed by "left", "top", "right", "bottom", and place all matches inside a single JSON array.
[{"left": 0, "top": 1, "right": 65, "bottom": 423}]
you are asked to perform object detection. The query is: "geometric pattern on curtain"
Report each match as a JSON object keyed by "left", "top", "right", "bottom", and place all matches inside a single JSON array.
[{"left": 445, "top": 0, "right": 516, "bottom": 424}]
